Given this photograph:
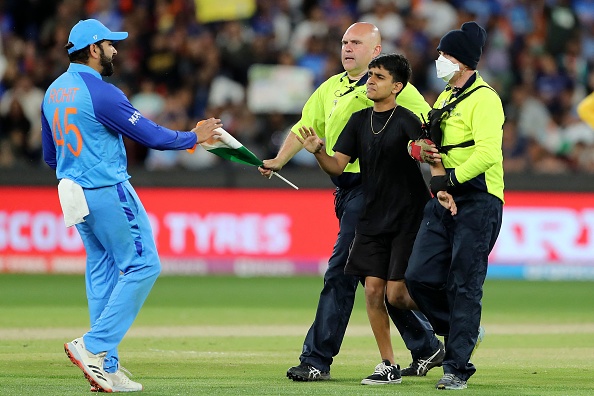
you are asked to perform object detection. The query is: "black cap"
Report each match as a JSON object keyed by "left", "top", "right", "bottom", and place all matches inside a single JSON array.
[{"left": 437, "top": 22, "right": 486, "bottom": 69}]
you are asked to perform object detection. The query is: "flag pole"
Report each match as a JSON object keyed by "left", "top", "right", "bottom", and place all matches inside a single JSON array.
[{"left": 271, "top": 171, "right": 299, "bottom": 190}]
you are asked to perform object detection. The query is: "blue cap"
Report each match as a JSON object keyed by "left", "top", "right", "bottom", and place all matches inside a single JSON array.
[{"left": 67, "top": 19, "right": 128, "bottom": 54}]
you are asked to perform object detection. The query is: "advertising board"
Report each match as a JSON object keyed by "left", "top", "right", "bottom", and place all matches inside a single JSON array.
[{"left": 2, "top": 188, "right": 593, "bottom": 279}]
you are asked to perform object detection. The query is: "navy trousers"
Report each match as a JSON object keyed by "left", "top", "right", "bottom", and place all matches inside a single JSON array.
[
  {"left": 406, "top": 192, "right": 503, "bottom": 381},
  {"left": 300, "top": 185, "right": 440, "bottom": 372}
]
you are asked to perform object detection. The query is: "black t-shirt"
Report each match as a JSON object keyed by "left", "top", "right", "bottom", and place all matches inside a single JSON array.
[{"left": 334, "top": 105, "right": 431, "bottom": 235}]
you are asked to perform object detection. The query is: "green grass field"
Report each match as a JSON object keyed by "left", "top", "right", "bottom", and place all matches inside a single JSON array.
[{"left": 0, "top": 274, "right": 593, "bottom": 395}]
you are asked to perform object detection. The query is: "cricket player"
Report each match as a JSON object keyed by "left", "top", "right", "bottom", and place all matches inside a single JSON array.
[{"left": 41, "top": 19, "right": 221, "bottom": 392}]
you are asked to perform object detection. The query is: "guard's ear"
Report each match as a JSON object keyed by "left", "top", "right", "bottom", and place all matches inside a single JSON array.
[{"left": 373, "top": 44, "right": 382, "bottom": 57}]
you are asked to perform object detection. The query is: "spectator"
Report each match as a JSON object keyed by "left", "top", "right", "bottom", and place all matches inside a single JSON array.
[
  {"left": 0, "top": 75, "right": 44, "bottom": 164},
  {"left": 0, "top": 97, "right": 30, "bottom": 167},
  {"left": 251, "top": 0, "right": 293, "bottom": 51},
  {"left": 89, "top": 0, "right": 124, "bottom": 32},
  {"left": 297, "top": 35, "right": 330, "bottom": 87},
  {"left": 290, "top": 4, "right": 329, "bottom": 59},
  {"left": 534, "top": 53, "right": 574, "bottom": 120},
  {"left": 415, "top": 0, "right": 458, "bottom": 40},
  {"left": 544, "top": 0, "right": 581, "bottom": 60},
  {"left": 217, "top": 20, "right": 255, "bottom": 85},
  {"left": 502, "top": 118, "right": 528, "bottom": 173},
  {"left": 359, "top": 0, "right": 404, "bottom": 53},
  {"left": 145, "top": 89, "right": 192, "bottom": 170}
]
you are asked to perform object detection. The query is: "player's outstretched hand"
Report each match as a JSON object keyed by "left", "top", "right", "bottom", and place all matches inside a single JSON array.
[
  {"left": 193, "top": 118, "right": 222, "bottom": 143},
  {"left": 296, "top": 126, "right": 324, "bottom": 154},
  {"left": 437, "top": 191, "right": 457, "bottom": 216}
]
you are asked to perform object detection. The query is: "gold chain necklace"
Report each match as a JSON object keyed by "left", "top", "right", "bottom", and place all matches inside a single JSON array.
[{"left": 370, "top": 106, "right": 396, "bottom": 135}]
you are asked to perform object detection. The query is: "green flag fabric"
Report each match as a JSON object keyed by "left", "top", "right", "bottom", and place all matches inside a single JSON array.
[
  {"left": 188, "top": 127, "right": 263, "bottom": 166},
  {"left": 188, "top": 126, "right": 298, "bottom": 189}
]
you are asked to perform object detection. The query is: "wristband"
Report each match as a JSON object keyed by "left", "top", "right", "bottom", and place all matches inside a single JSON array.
[{"left": 430, "top": 175, "right": 449, "bottom": 196}]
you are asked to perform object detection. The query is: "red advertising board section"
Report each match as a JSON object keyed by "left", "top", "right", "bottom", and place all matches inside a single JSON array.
[
  {"left": 2, "top": 187, "right": 594, "bottom": 279},
  {"left": 0, "top": 187, "right": 337, "bottom": 275}
]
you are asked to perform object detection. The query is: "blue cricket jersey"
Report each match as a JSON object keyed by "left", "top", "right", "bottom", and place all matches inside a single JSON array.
[{"left": 41, "top": 63, "right": 197, "bottom": 188}]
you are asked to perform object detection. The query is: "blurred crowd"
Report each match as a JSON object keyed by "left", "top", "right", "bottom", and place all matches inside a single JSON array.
[{"left": 2, "top": 0, "right": 594, "bottom": 174}]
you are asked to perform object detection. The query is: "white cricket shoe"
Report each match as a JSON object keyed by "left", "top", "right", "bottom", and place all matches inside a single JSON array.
[
  {"left": 64, "top": 337, "right": 113, "bottom": 392},
  {"left": 91, "top": 367, "right": 143, "bottom": 392}
]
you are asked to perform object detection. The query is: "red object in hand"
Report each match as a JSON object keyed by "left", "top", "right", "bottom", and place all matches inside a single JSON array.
[{"left": 408, "top": 139, "right": 436, "bottom": 163}]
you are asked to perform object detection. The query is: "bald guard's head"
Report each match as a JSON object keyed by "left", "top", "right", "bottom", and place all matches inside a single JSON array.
[{"left": 341, "top": 22, "right": 382, "bottom": 80}]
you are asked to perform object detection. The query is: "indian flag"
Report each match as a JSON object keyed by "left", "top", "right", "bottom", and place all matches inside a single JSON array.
[
  {"left": 187, "top": 127, "right": 263, "bottom": 167},
  {"left": 187, "top": 124, "right": 298, "bottom": 189}
]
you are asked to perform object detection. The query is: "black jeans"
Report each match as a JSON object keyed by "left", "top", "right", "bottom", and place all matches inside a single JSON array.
[
  {"left": 406, "top": 192, "right": 503, "bottom": 380},
  {"left": 300, "top": 185, "right": 440, "bottom": 371}
]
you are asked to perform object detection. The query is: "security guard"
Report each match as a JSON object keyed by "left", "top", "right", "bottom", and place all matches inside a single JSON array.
[
  {"left": 260, "top": 22, "right": 444, "bottom": 381},
  {"left": 405, "top": 21, "right": 505, "bottom": 391}
]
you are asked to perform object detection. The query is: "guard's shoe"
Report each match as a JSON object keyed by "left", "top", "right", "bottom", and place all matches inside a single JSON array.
[
  {"left": 401, "top": 339, "right": 445, "bottom": 376},
  {"left": 64, "top": 337, "right": 113, "bottom": 393},
  {"left": 286, "top": 363, "right": 331, "bottom": 381},
  {"left": 436, "top": 373, "right": 467, "bottom": 390},
  {"left": 360, "top": 360, "right": 402, "bottom": 385},
  {"left": 91, "top": 367, "right": 143, "bottom": 392},
  {"left": 470, "top": 326, "right": 485, "bottom": 359}
]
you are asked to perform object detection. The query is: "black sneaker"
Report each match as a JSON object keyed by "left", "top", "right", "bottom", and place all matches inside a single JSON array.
[
  {"left": 436, "top": 373, "right": 467, "bottom": 390},
  {"left": 360, "top": 360, "right": 402, "bottom": 385},
  {"left": 401, "top": 339, "right": 445, "bottom": 376},
  {"left": 286, "top": 363, "right": 330, "bottom": 381}
]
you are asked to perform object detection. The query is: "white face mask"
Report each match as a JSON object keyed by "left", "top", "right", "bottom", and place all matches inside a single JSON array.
[{"left": 435, "top": 55, "right": 460, "bottom": 82}]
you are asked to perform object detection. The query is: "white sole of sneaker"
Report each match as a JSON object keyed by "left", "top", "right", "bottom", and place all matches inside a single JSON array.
[
  {"left": 360, "top": 379, "right": 402, "bottom": 385},
  {"left": 437, "top": 384, "right": 468, "bottom": 390},
  {"left": 64, "top": 342, "right": 113, "bottom": 393},
  {"left": 286, "top": 373, "right": 330, "bottom": 381}
]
